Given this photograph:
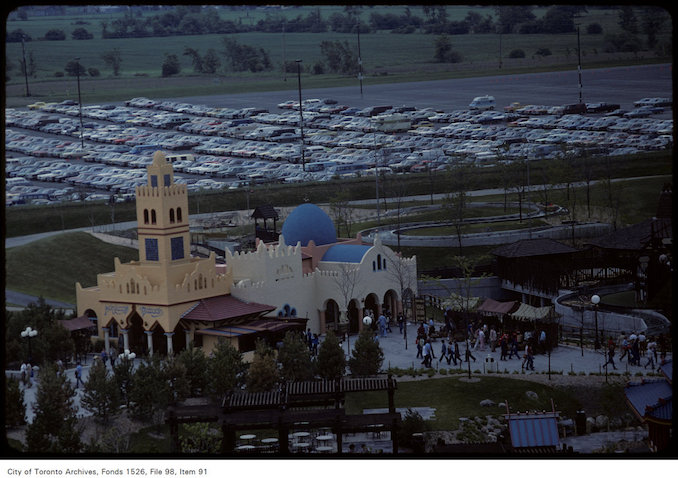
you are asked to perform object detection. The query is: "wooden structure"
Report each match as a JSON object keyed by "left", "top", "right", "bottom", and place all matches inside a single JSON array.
[
  {"left": 252, "top": 204, "right": 279, "bottom": 242},
  {"left": 166, "top": 375, "right": 401, "bottom": 455}
]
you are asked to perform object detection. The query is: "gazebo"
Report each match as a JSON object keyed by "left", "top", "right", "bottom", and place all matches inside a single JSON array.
[{"left": 251, "top": 204, "right": 279, "bottom": 242}]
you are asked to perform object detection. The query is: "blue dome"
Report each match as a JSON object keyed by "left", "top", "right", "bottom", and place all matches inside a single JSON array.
[{"left": 281, "top": 203, "right": 337, "bottom": 246}]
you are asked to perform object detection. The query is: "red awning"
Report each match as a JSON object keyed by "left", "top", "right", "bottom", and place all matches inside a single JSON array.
[
  {"left": 58, "top": 315, "right": 96, "bottom": 332},
  {"left": 477, "top": 298, "right": 518, "bottom": 316}
]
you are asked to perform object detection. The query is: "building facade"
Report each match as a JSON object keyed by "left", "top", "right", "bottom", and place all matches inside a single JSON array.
[{"left": 76, "top": 151, "right": 417, "bottom": 356}]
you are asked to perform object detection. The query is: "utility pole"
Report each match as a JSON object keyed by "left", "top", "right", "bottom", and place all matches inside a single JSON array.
[
  {"left": 296, "top": 60, "right": 305, "bottom": 171},
  {"left": 357, "top": 23, "right": 363, "bottom": 96},
  {"left": 21, "top": 36, "right": 30, "bottom": 97}
]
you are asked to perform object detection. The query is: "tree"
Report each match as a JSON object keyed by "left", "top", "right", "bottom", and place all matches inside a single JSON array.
[
  {"left": 176, "top": 344, "right": 209, "bottom": 396},
  {"left": 246, "top": 339, "right": 280, "bottom": 392},
  {"left": 25, "top": 364, "right": 82, "bottom": 453},
  {"left": 113, "top": 352, "right": 135, "bottom": 407},
  {"left": 618, "top": 6, "right": 638, "bottom": 34},
  {"left": 316, "top": 330, "right": 346, "bottom": 380},
  {"left": 5, "top": 377, "right": 26, "bottom": 428},
  {"left": 81, "top": 359, "right": 121, "bottom": 423},
  {"left": 329, "top": 191, "right": 356, "bottom": 238},
  {"left": 277, "top": 331, "right": 314, "bottom": 382},
  {"left": 43, "top": 29, "right": 66, "bottom": 41},
  {"left": 348, "top": 329, "right": 384, "bottom": 376},
  {"left": 71, "top": 27, "right": 93, "bottom": 40},
  {"left": 319, "top": 40, "right": 357, "bottom": 74},
  {"left": 207, "top": 341, "right": 246, "bottom": 401},
  {"left": 183, "top": 47, "right": 204, "bottom": 73},
  {"left": 65, "top": 60, "right": 86, "bottom": 77},
  {"left": 202, "top": 48, "right": 220, "bottom": 74},
  {"left": 162, "top": 53, "right": 181, "bottom": 77},
  {"left": 128, "top": 356, "right": 168, "bottom": 421},
  {"left": 101, "top": 48, "right": 122, "bottom": 76}
]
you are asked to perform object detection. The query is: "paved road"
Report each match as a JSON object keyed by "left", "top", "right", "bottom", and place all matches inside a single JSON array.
[{"left": 170, "top": 63, "right": 672, "bottom": 113}]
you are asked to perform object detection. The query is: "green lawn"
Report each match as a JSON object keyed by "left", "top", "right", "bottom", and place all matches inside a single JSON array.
[
  {"left": 344, "top": 375, "right": 584, "bottom": 431},
  {"left": 5, "top": 231, "right": 138, "bottom": 305}
]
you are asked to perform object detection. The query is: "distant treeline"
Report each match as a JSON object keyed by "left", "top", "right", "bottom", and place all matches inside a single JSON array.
[{"left": 8, "top": 5, "right": 599, "bottom": 41}]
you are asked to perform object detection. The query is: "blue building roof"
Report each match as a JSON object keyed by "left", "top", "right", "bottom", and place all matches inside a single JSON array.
[
  {"left": 506, "top": 412, "right": 560, "bottom": 448},
  {"left": 281, "top": 203, "right": 337, "bottom": 246},
  {"left": 624, "top": 379, "right": 673, "bottom": 422},
  {"left": 321, "top": 244, "right": 372, "bottom": 263}
]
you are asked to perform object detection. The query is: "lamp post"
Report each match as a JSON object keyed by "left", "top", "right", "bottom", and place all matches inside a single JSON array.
[
  {"left": 21, "top": 35, "right": 30, "bottom": 97},
  {"left": 295, "top": 59, "right": 305, "bottom": 171},
  {"left": 591, "top": 294, "right": 600, "bottom": 350},
  {"left": 75, "top": 57, "right": 84, "bottom": 149},
  {"left": 21, "top": 326, "right": 38, "bottom": 364}
]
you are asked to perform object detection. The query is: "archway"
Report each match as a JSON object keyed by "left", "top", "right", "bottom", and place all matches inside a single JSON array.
[
  {"left": 324, "top": 299, "right": 341, "bottom": 333},
  {"left": 348, "top": 299, "right": 360, "bottom": 334},
  {"left": 151, "top": 324, "right": 168, "bottom": 356},
  {"left": 364, "top": 293, "right": 380, "bottom": 331},
  {"left": 127, "top": 313, "right": 146, "bottom": 355},
  {"left": 383, "top": 289, "right": 399, "bottom": 318}
]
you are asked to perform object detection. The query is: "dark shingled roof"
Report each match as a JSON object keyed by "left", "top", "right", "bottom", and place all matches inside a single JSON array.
[
  {"left": 585, "top": 217, "right": 672, "bottom": 251},
  {"left": 251, "top": 204, "right": 279, "bottom": 220},
  {"left": 59, "top": 315, "right": 96, "bottom": 332},
  {"left": 181, "top": 295, "right": 275, "bottom": 323},
  {"left": 491, "top": 238, "right": 579, "bottom": 258}
]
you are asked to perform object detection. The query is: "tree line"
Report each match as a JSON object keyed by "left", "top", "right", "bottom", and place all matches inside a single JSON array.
[
  {"left": 6, "top": 5, "right": 670, "bottom": 42},
  {"left": 6, "top": 298, "right": 385, "bottom": 453}
]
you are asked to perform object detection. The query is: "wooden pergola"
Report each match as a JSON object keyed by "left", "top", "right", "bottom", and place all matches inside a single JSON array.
[
  {"left": 251, "top": 204, "right": 279, "bottom": 243},
  {"left": 166, "top": 375, "right": 401, "bottom": 455}
]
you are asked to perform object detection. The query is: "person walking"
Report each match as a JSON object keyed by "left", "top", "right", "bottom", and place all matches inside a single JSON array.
[
  {"left": 644, "top": 338, "right": 656, "bottom": 369},
  {"left": 447, "top": 341, "right": 457, "bottom": 366},
  {"left": 489, "top": 327, "right": 497, "bottom": 352},
  {"left": 416, "top": 336, "right": 424, "bottom": 359},
  {"left": 604, "top": 338, "right": 618, "bottom": 370},
  {"left": 422, "top": 339, "right": 433, "bottom": 368},
  {"left": 439, "top": 340, "right": 448, "bottom": 364},
  {"left": 454, "top": 341, "right": 462, "bottom": 365},
  {"left": 619, "top": 335, "right": 629, "bottom": 362},
  {"left": 75, "top": 362, "right": 84, "bottom": 389},
  {"left": 465, "top": 341, "right": 476, "bottom": 363},
  {"left": 100, "top": 349, "right": 108, "bottom": 367},
  {"left": 508, "top": 332, "right": 519, "bottom": 359},
  {"left": 500, "top": 333, "right": 508, "bottom": 361},
  {"left": 378, "top": 313, "right": 388, "bottom": 338},
  {"left": 20, "top": 362, "right": 27, "bottom": 385},
  {"left": 630, "top": 337, "right": 640, "bottom": 366},
  {"left": 397, "top": 313, "right": 404, "bottom": 334},
  {"left": 525, "top": 344, "right": 535, "bottom": 371}
]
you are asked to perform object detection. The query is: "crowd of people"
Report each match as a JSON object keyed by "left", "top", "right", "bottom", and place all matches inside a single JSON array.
[{"left": 603, "top": 331, "right": 669, "bottom": 371}]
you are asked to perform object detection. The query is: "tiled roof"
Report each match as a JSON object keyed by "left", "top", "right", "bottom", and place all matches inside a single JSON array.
[
  {"left": 506, "top": 412, "right": 560, "bottom": 448},
  {"left": 491, "top": 239, "right": 579, "bottom": 258},
  {"left": 624, "top": 379, "right": 673, "bottom": 423},
  {"left": 181, "top": 295, "right": 275, "bottom": 323},
  {"left": 321, "top": 244, "right": 372, "bottom": 263}
]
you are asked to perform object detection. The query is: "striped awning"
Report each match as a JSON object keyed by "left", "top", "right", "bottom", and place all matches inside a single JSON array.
[
  {"left": 58, "top": 315, "right": 96, "bottom": 332},
  {"left": 477, "top": 298, "right": 518, "bottom": 317},
  {"left": 509, "top": 303, "right": 553, "bottom": 321}
]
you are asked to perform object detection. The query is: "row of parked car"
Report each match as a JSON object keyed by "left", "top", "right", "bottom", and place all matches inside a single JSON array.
[{"left": 6, "top": 94, "right": 673, "bottom": 206}]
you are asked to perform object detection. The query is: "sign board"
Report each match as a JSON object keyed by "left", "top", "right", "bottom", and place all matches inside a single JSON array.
[{"left": 415, "top": 297, "right": 426, "bottom": 322}]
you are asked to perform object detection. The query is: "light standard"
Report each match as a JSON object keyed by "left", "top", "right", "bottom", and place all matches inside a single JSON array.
[
  {"left": 295, "top": 59, "right": 305, "bottom": 171},
  {"left": 591, "top": 294, "right": 601, "bottom": 350},
  {"left": 21, "top": 326, "right": 38, "bottom": 364},
  {"left": 75, "top": 57, "right": 84, "bottom": 149},
  {"left": 21, "top": 35, "right": 30, "bottom": 97}
]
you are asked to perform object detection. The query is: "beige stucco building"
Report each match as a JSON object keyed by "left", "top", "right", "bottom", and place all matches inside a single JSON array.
[{"left": 76, "top": 151, "right": 417, "bottom": 357}]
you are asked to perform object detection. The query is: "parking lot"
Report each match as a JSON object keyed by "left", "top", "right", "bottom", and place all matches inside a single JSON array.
[{"left": 5, "top": 65, "right": 673, "bottom": 207}]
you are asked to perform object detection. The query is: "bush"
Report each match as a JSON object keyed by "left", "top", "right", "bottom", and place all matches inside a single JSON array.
[
  {"left": 87, "top": 68, "right": 100, "bottom": 77},
  {"left": 509, "top": 49, "right": 525, "bottom": 59},
  {"left": 535, "top": 48, "right": 552, "bottom": 56}
]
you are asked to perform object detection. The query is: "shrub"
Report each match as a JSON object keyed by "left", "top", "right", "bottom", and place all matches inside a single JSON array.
[
  {"left": 509, "top": 49, "right": 525, "bottom": 59},
  {"left": 535, "top": 48, "right": 552, "bottom": 56}
]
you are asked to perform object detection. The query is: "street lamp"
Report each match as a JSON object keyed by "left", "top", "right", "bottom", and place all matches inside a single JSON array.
[
  {"left": 591, "top": 294, "right": 600, "bottom": 350},
  {"left": 363, "top": 315, "right": 372, "bottom": 327},
  {"left": 295, "top": 59, "right": 305, "bottom": 171},
  {"left": 21, "top": 326, "right": 38, "bottom": 364},
  {"left": 75, "top": 57, "right": 84, "bottom": 149}
]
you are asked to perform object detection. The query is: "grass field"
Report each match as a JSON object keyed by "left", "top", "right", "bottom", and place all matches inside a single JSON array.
[
  {"left": 5, "top": 231, "right": 138, "bottom": 304},
  {"left": 5, "top": 6, "right": 671, "bottom": 106}
]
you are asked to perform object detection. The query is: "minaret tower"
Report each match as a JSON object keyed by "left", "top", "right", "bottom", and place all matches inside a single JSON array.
[{"left": 136, "top": 151, "right": 190, "bottom": 268}]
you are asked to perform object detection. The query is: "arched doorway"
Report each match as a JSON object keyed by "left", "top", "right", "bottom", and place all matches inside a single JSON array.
[
  {"left": 364, "top": 293, "right": 380, "bottom": 331},
  {"left": 151, "top": 324, "right": 168, "bottom": 356},
  {"left": 348, "top": 299, "right": 360, "bottom": 334},
  {"left": 383, "top": 289, "right": 399, "bottom": 318},
  {"left": 324, "top": 299, "right": 341, "bottom": 333},
  {"left": 127, "top": 313, "right": 146, "bottom": 355}
]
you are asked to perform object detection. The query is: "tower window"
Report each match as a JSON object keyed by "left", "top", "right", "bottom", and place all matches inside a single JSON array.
[
  {"left": 171, "top": 236, "right": 184, "bottom": 260},
  {"left": 164, "top": 174, "right": 171, "bottom": 187},
  {"left": 151, "top": 209, "right": 157, "bottom": 224},
  {"left": 145, "top": 238, "right": 159, "bottom": 261},
  {"left": 150, "top": 175, "right": 158, "bottom": 188},
  {"left": 177, "top": 207, "right": 183, "bottom": 222},
  {"left": 169, "top": 209, "right": 175, "bottom": 223},
  {"left": 143, "top": 209, "right": 149, "bottom": 224}
]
